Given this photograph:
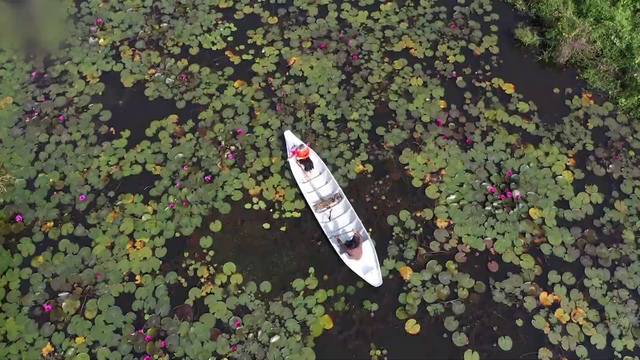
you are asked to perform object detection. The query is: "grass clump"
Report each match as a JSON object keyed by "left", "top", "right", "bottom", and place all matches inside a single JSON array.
[
  {"left": 506, "top": 0, "right": 640, "bottom": 119},
  {"left": 514, "top": 23, "right": 540, "bottom": 47}
]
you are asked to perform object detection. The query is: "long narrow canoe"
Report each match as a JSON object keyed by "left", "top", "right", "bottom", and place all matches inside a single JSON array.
[{"left": 284, "top": 130, "right": 383, "bottom": 287}]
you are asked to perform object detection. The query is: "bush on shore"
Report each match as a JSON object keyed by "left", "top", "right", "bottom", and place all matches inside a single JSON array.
[{"left": 506, "top": 0, "right": 640, "bottom": 119}]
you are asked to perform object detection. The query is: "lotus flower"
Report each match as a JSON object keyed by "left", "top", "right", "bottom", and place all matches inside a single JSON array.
[
  {"left": 59, "top": 115, "right": 64, "bottom": 121},
  {"left": 451, "top": 24, "right": 457, "bottom": 29},
  {"left": 320, "top": 43, "right": 326, "bottom": 49},
  {"left": 276, "top": 105, "right": 282, "bottom": 111},
  {"left": 182, "top": 201, "right": 188, "bottom": 206},
  {"left": 204, "top": 175, "right": 211, "bottom": 182},
  {"left": 43, "top": 304, "right": 52, "bottom": 312},
  {"left": 237, "top": 128, "right": 243, "bottom": 134},
  {"left": 79, "top": 194, "right": 86, "bottom": 201},
  {"left": 97, "top": 18, "right": 103, "bottom": 24},
  {"left": 436, "top": 118, "right": 442, "bottom": 126},
  {"left": 466, "top": 139, "right": 472, "bottom": 144},
  {"left": 15, "top": 214, "right": 23, "bottom": 222},
  {"left": 169, "top": 203, "right": 175, "bottom": 209},
  {"left": 161, "top": 341, "right": 167, "bottom": 347},
  {"left": 488, "top": 186, "right": 496, "bottom": 193},
  {"left": 183, "top": 165, "right": 188, "bottom": 170},
  {"left": 352, "top": 54, "right": 358, "bottom": 59},
  {"left": 145, "top": 335, "right": 152, "bottom": 342},
  {"left": 507, "top": 169, "right": 513, "bottom": 176}
]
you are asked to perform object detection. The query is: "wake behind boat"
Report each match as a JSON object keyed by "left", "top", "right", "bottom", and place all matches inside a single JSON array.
[{"left": 283, "top": 130, "right": 383, "bottom": 287}]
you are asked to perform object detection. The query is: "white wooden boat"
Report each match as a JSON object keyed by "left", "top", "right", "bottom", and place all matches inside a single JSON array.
[{"left": 283, "top": 130, "right": 383, "bottom": 287}]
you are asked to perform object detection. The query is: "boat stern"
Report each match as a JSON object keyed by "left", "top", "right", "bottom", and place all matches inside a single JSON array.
[{"left": 362, "top": 267, "right": 383, "bottom": 287}]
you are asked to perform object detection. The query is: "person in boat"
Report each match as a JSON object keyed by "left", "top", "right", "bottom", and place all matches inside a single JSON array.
[
  {"left": 336, "top": 230, "right": 363, "bottom": 260},
  {"left": 291, "top": 144, "right": 314, "bottom": 172}
]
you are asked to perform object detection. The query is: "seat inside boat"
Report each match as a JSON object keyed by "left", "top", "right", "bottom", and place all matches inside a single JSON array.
[{"left": 313, "top": 192, "right": 344, "bottom": 213}]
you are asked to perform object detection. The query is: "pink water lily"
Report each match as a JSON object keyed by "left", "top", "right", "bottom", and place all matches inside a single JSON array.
[
  {"left": 97, "top": 18, "right": 103, "bottom": 24},
  {"left": 514, "top": 190, "right": 521, "bottom": 199},
  {"left": 145, "top": 335, "right": 152, "bottom": 342},
  {"left": 43, "top": 304, "right": 52, "bottom": 312},
  {"left": 352, "top": 54, "right": 358, "bottom": 59},
  {"left": 506, "top": 191, "right": 513, "bottom": 198},
  {"left": 169, "top": 203, "right": 175, "bottom": 209},
  {"left": 348, "top": 40, "right": 353, "bottom": 45},
  {"left": 183, "top": 165, "right": 188, "bottom": 170},
  {"left": 161, "top": 341, "right": 167, "bottom": 347},
  {"left": 31, "top": 71, "right": 37, "bottom": 77},
  {"left": 488, "top": 186, "right": 496, "bottom": 193},
  {"left": 436, "top": 118, "right": 442, "bottom": 126},
  {"left": 143, "top": 356, "right": 151, "bottom": 360},
  {"left": 442, "top": 135, "right": 448, "bottom": 139},
  {"left": 15, "top": 214, "right": 23, "bottom": 222},
  {"left": 175, "top": 182, "right": 180, "bottom": 187},
  {"left": 507, "top": 169, "right": 513, "bottom": 176},
  {"left": 276, "top": 105, "right": 282, "bottom": 111},
  {"left": 59, "top": 115, "right": 64, "bottom": 121},
  {"left": 138, "top": 329, "right": 145, "bottom": 334},
  {"left": 204, "top": 175, "right": 211, "bottom": 182},
  {"left": 228, "top": 153, "right": 234, "bottom": 159},
  {"left": 237, "top": 128, "right": 243, "bottom": 134},
  {"left": 499, "top": 195, "right": 506, "bottom": 200},
  {"left": 231, "top": 345, "right": 237, "bottom": 351},
  {"left": 235, "top": 320, "right": 242, "bottom": 328},
  {"left": 466, "top": 138, "right": 472, "bottom": 144},
  {"left": 320, "top": 43, "right": 326, "bottom": 49},
  {"left": 79, "top": 194, "right": 86, "bottom": 201},
  {"left": 339, "top": 32, "right": 344, "bottom": 38},
  {"left": 452, "top": 71, "right": 457, "bottom": 78},
  {"left": 280, "top": 90, "right": 285, "bottom": 95},
  {"left": 451, "top": 24, "right": 457, "bottom": 29},
  {"left": 182, "top": 201, "right": 188, "bottom": 206},
  {"left": 96, "top": 273, "right": 102, "bottom": 279}
]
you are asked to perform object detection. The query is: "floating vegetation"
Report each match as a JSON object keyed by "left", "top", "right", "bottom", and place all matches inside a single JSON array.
[{"left": 1, "top": 0, "right": 640, "bottom": 358}]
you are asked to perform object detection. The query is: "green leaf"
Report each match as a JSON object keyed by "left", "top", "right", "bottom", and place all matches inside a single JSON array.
[
  {"left": 222, "top": 262, "right": 236, "bottom": 275},
  {"left": 199, "top": 236, "right": 213, "bottom": 248},
  {"left": 259, "top": 281, "right": 272, "bottom": 293},
  {"left": 498, "top": 336, "right": 513, "bottom": 351},
  {"left": 209, "top": 220, "right": 222, "bottom": 232}
]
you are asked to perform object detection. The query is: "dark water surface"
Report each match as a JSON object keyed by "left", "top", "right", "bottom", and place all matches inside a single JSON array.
[{"left": 79, "top": 0, "right": 619, "bottom": 359}]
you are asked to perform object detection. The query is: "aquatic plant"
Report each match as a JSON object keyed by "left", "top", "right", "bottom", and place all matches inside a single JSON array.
[{"left": 2, "top": 0, "right": 640, "bottom": 358}]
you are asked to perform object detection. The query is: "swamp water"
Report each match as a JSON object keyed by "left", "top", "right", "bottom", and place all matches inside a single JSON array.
[{"left": 0, "top": 0, "right": 639, "bottom": 359}]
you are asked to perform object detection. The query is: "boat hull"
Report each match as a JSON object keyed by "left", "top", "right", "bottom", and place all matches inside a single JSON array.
[{"left": 284, "top": 130, "right": 383, "bottom": 287}]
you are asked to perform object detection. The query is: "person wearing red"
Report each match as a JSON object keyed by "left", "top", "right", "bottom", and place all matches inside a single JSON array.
[{"left": 291, "top": 144, "right": 314, "bottom": 172}]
